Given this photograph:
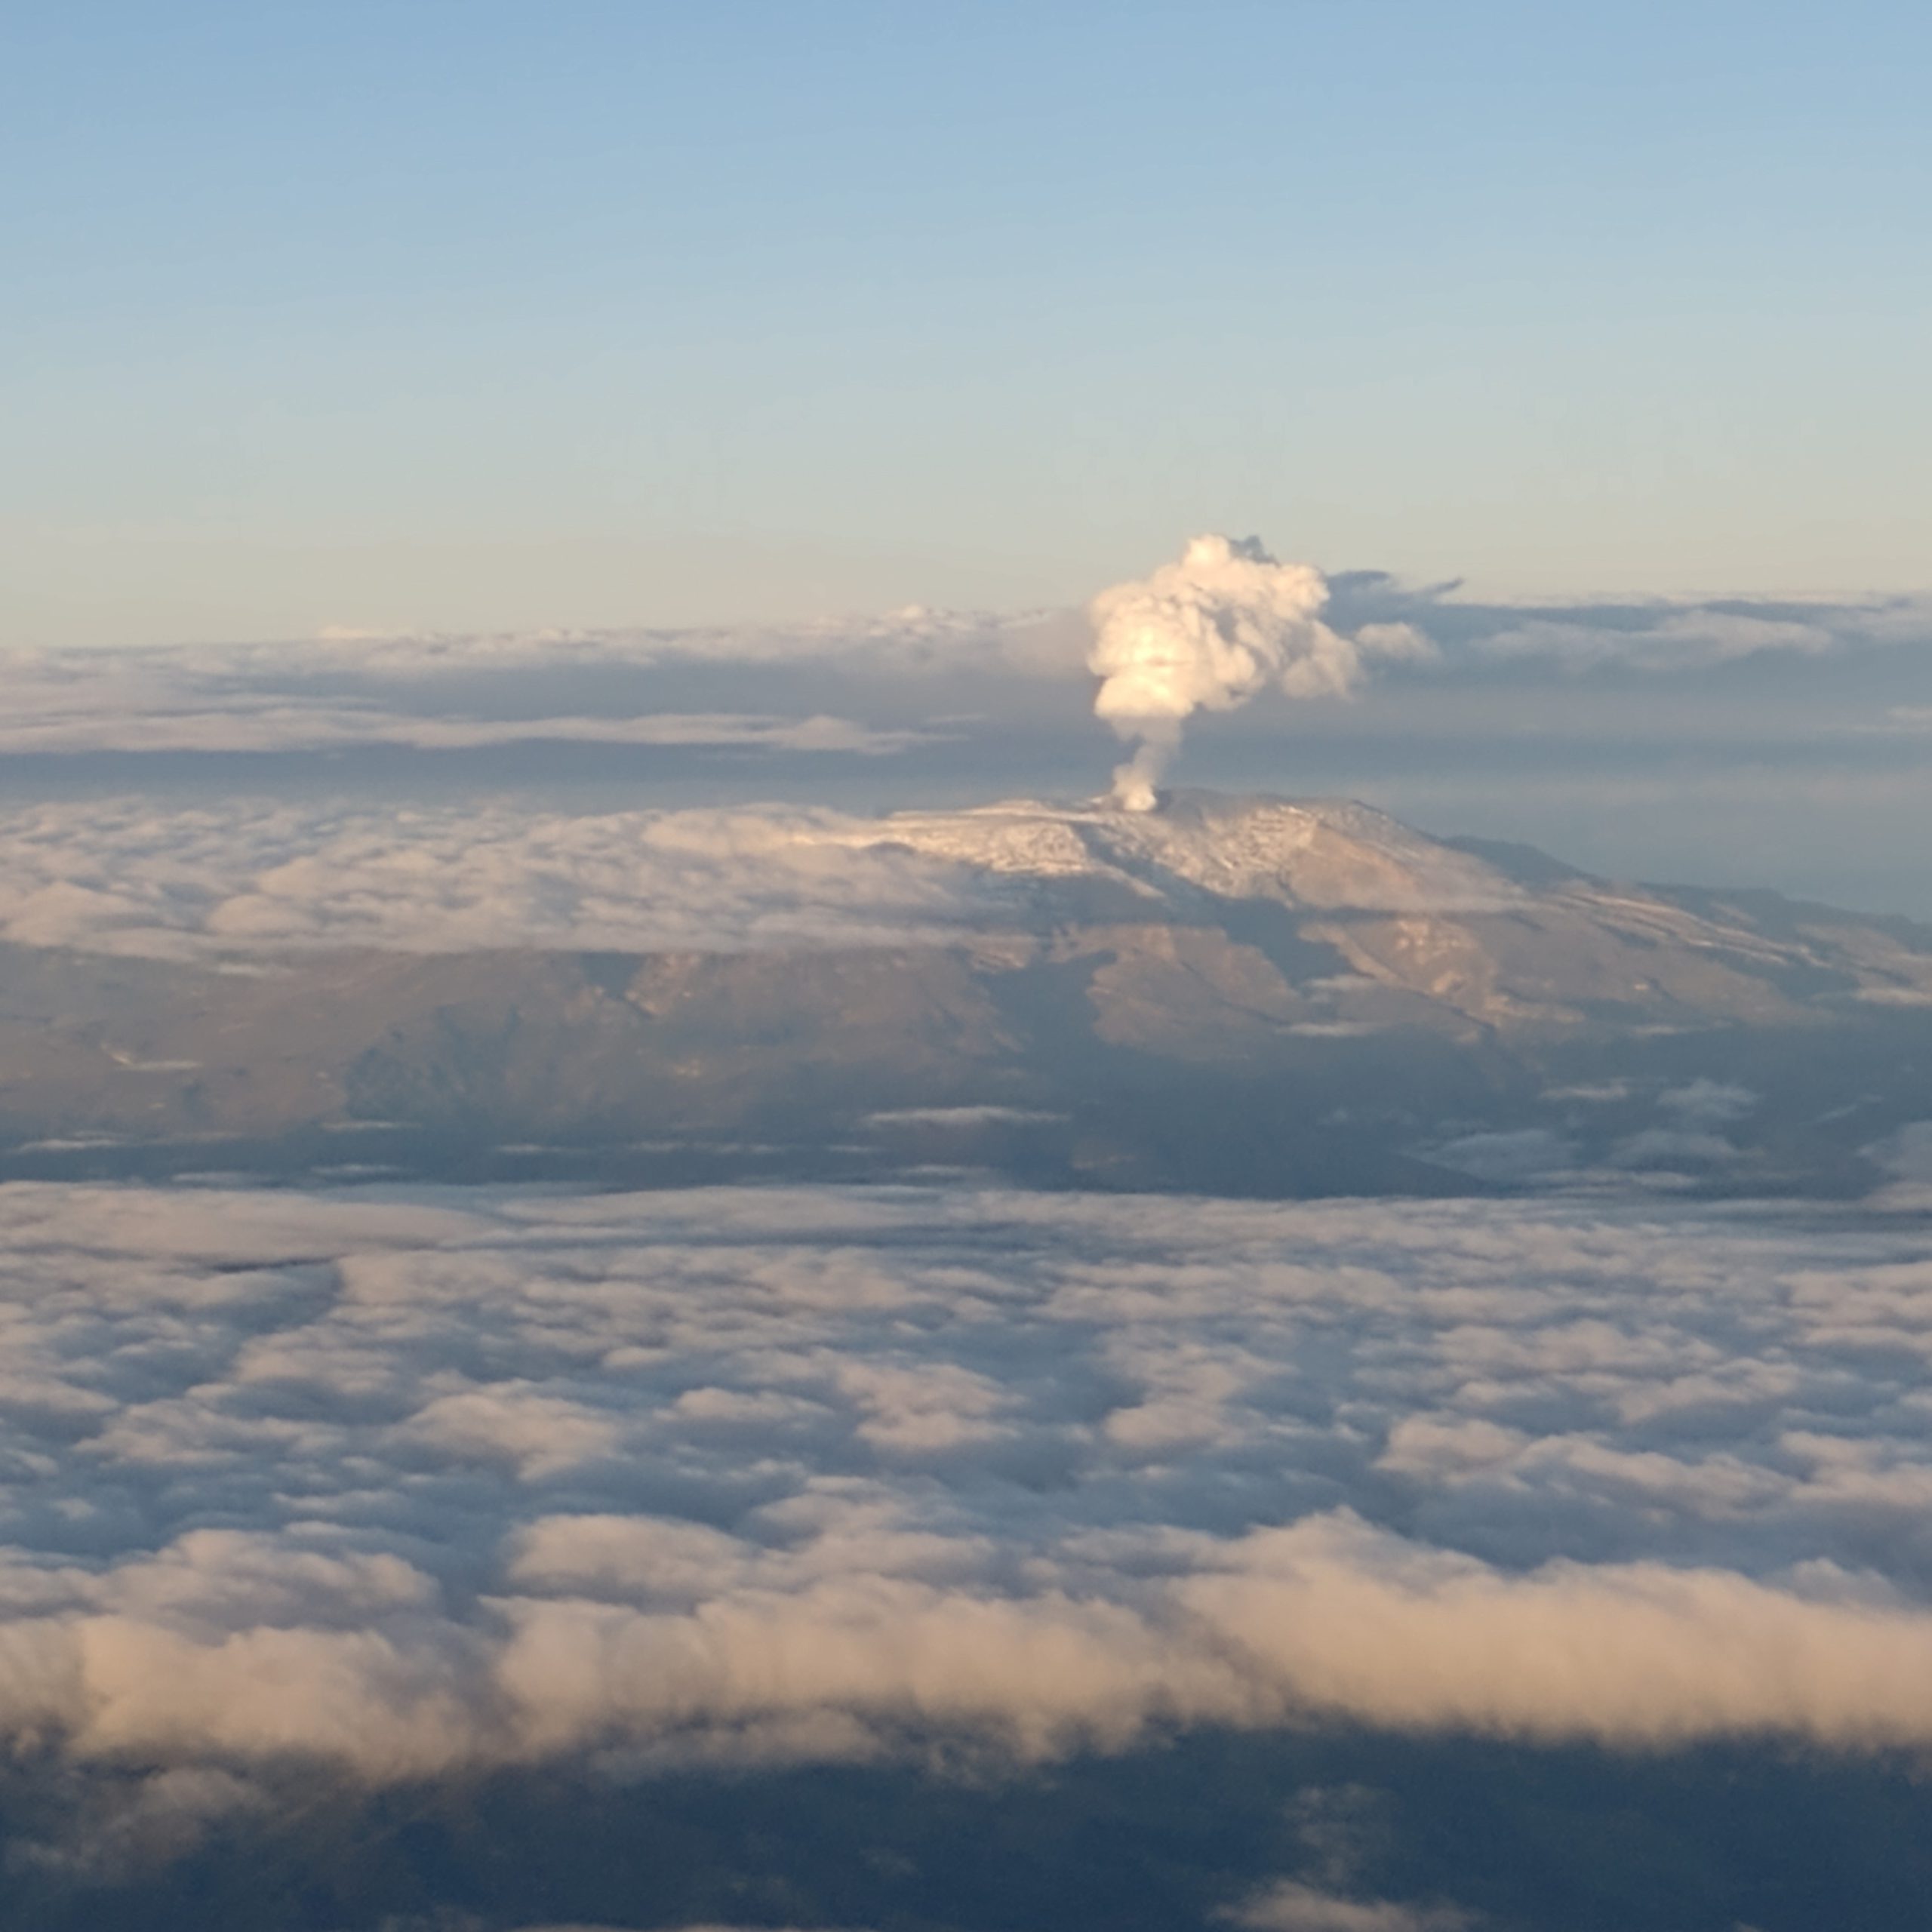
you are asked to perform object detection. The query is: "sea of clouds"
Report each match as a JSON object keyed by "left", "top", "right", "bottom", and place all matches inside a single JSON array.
[
  {"left": 0, "top": 798, "right": 1011, "bottom": 960},
  {"left": 3, "top": 1177, "right": 1931, "bottom": 1806}
]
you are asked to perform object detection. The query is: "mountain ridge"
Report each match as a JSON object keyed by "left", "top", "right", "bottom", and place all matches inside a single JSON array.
[{"left": 1, "top": 791, "right": 1926, "bottom": 1197}]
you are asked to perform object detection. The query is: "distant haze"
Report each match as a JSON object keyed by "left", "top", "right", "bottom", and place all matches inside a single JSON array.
[{"left": 4, "top": 567, "right": 1929, "bottom": 915}]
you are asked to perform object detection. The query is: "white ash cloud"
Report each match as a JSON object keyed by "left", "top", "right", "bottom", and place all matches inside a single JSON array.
[
  {"left": 1088, "top": 537, "right": 1431, "bottom": 811},
  {"left": 2, "top": 1183, "right": 1932, "bottom": 1786}
]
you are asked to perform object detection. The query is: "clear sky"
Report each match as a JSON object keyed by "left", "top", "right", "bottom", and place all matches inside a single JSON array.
[{"left": 5, "top": 1, "right": 1929, "bottom": 648}]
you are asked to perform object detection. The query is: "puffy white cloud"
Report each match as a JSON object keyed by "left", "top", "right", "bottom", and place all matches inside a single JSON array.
[
  {"left": 1867, "top": 1121, "right": 1932, "bottom": 1211},
  {"left": 1086, "top": 537, "right": 1430, "bottom": 811},
  {"left": 0, "top": 1183, "right": 1928, "bottom": 1785},
  {"left": 1225, "top": 1882, "right": 1471, "bottom": 1931},
  {"left": 1089, "top": 538, "right": 1358, "bottom": 727}
]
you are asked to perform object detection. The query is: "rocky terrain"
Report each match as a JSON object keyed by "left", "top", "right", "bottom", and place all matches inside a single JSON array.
[{"left": 3, "top": 792, "right": 1928, "bottom": 1195}]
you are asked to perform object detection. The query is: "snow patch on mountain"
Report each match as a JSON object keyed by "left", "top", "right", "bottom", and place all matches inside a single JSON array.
[{"left": 842, "top": 793, "right": 1524, "bottom": 914}]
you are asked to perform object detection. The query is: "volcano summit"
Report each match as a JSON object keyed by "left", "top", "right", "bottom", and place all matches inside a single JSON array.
[{"left": 2, "top": 790, "right": 1927, "bottom": 1200}]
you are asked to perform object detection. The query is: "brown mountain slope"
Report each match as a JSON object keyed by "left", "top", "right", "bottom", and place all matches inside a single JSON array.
[{"left": 0, "top": 794, "right": 1925, "bottom": 1194}]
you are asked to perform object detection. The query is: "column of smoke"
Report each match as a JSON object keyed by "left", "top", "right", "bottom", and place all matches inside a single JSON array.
[{"left": 1087, "top": 534, "right": 1424, "bottom": 811}]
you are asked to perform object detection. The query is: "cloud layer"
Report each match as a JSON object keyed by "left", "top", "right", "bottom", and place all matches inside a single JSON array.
[
  {"left": 0, "top": 788, "right": 1539, "bottom": 961},
  {"left": 2, "top": 1181, "right": 1931, "bottom": 1783},
  {"left": 0, "top": 799, "right": 1004, "bottom": 959},
  {"left": 0, "top": 608, "right": 1078, "bottom": 759},
  {"left": 5, "top": 576, "right": 1924, "bottom": 762}
]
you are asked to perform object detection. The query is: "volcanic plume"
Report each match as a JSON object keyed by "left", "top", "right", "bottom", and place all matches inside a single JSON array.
[{"left": 1088, "top": 534, "right": 1422, "bottom": 810}]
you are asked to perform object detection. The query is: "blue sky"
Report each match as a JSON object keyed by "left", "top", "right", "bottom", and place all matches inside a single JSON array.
[{"left": 5, "top": 2, "right": 1929, "bottom": 645}]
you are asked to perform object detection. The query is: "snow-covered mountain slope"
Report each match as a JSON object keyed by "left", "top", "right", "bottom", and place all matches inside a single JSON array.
[
  {"left": 838, "top": 792, "right": 1522, "bottom": 912},
  {"left": 823, "top": 790, "right": 1930, "bottom": 1030},
  {"left": 1, "top": 790, "right": 1929, "bottom": 1195}
]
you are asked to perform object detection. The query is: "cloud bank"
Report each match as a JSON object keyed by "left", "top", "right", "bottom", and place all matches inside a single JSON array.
[
  {"left": 7, "top": 573, "right": 1924, "bottom": 768},
  {"left": 0, "top": 702, "right": 930, "bottom": 759},
  {"left": 0, "top": 608, "right": 1078, "bottom": 760},
  {"left": 0, "top": 799, "right": 1005, "bottom": 960},
  {"left": 2, "top": 1182, "right": 1930, "bottom": 1785}
]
